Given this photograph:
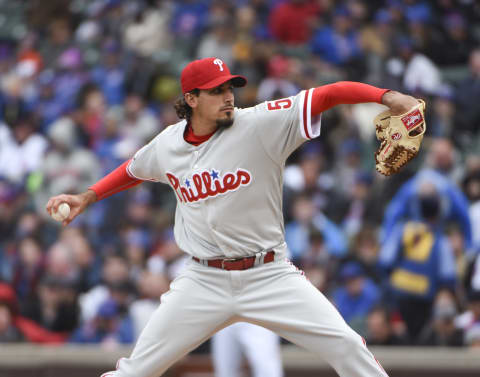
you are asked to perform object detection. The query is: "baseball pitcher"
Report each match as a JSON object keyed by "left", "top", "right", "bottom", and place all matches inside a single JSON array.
[{"left": 47, "top": 57, "right": 425, "bottom": 377}]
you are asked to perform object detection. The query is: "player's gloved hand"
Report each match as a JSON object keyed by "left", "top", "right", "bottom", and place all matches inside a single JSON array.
[
  {"left": 374, "top": 93, "right": 426, "bottom": 176},
  {"left": 46, "top": 190, "right": 97, "bottom": 226}
]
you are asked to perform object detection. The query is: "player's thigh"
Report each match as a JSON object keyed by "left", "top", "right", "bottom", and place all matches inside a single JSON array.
[
  {"left": 240, "top": 260, "right": 359, "bottom": 356},
  {"left": 136, "top": 266, "right": 231, "bottom": 342}
]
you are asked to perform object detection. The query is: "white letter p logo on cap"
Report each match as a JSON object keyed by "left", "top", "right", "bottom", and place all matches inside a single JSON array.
[{"left": 213, "top": 58, "right": 224, "bottom": 71}]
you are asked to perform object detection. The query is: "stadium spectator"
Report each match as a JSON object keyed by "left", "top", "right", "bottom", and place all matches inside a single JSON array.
[
  {"left": 297, "top": 229, "right": 330, "bottom": 269},
  {"left": 333, "top": 138, "right": 364, "bottom": 198},
  {"left": 332, "top": 261, "right": 380, "bottom": 333},
  {"left": 455, "top": 290, "right": 480, "bottom": 332},
  {"left": 113, "top": 92, "right": 159, "bottom": 154},
  {"left": 285, "top": 193, "right": 347, "bottom": 263},
  {"left": 34, "top": 70, "right": 67, "bottom": 131},
  {"left": 197, "top": 19, "right": 235, "bottom": 68},
  {"left": 34, "top": 116, "right": 100, "bottom": 217},
  {"left": 173, "top": 0, "right": 208, "bottom": 33},
  {"left": 76, "top": 84, "right": 108, "bottom": 149},
  {"left": 378, "top": 188, "right": 457, "bottom": 340},
  {"left": 310, "top": 6, "right": 363, "bottom": 74},
  {"left": 269, "top": 0, "right": 321, "bottom": 45},
  {"left": 21, "top": 275, "right": 79, "bottom": 333},
  {"left": 58, "top": 227, "right": 100, "bottom": 293},
  {"left": 283, "top": 143, "right": 338, "bottom": 221},
  {"left": 446, "top": 226, "right": 469, "bottom": 291},
  {"left": 79, "top": 253, "right": 130, "bottom": 323},
  {"left": 123, "top": 3, "right": 172, "bottom": 59},
  {"left": 427, "top": 13, "right": 475, "bottom": 67},
  {"left": 387, "top": 36, "right": 442, "bottom": 95},
  {"left": 0, "top": 179, "right": 26, "bottom": 246},
  {"left": 464, "top": 324, "right": 480, "bottom": 348},
  {"left": 428, "top": 85, "right": 455, "bottom": 138},
  {"left": 348, "top": 226, "right": 382, "bottom": 284},
  {"left": 360, "top": 9, "right": 395, "bottom": 84},
  {"left": 9, "top": 236, "right": 44, "bottom": 304},
  {"left": 0, "top": 282, "right": 66, "bottom": 344},
  {"left": 130, "top": 271, "right": 169, "bottom": 340},
  {"left": 381, "top": 170, "right": 472, "bottom": 253},
  {"left": 423, "top": 138, "right": 461, "bottom": 181},
  {"left": 455, "top": 49, "right": 480, "bottom": 141},
  {"left": 256, "top": 55, "right": 299, "bottom": 102},
  {"left": 53, "top": 48, "right": 89, "bottom": 111},
  {"left": 0, "top": 284, "right": 24, "bottom": 343},
  {"left": 366, "top": 307, "right": 408, "bottom": 346},
  {"left": 39, "top": 17, "right": 72, "bottom": 67},
  {"left": 90, "top": 41, "right": 127, "bottom": 106},
  {"left": 462, "top": 170, "right": 480, "bottom": 252},
  {"left": 70, "top": 298, "right": 134, "bottom": 345},
  {"left": 418, "top": 289, "right": 464, "bottom": 347},
  {"left": 341, "top": 172, "right": 379, "bottom": 240},
  {"left": 0, "top": 113, "right": 48, "bottom": 184}
]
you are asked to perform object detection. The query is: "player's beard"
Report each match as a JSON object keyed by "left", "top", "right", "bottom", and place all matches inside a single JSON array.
[{"left": 215, "top": 112, "right": 234, "bottom": 130}]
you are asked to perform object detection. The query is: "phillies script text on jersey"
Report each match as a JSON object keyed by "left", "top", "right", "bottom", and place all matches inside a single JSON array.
[{"left": 166, "top": 169, "right": 252, "bottom": 203}]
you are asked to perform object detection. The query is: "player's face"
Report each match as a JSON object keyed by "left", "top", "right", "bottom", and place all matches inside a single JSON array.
[{"left": 196, "top": 81, "right": 235, "bottom": 129}]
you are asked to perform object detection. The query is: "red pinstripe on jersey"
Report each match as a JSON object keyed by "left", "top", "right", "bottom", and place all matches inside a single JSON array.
[{"left": 302, "top": 88, "right": 311, "bottom": 139}]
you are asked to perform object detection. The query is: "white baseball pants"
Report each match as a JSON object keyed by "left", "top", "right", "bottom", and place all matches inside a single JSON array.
[
  {"left": 103, "top": 256, "right": 388, "bottom": 377},
  {"left": 212, "top": 322, "right": 283, "bottom": 377}
]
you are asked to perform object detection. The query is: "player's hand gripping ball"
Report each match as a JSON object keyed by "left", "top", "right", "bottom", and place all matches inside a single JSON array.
[
  {"left": 51, "top": 202, "right": 71, "bottom": 222},
  {"left": 374, "top": 99, "right": 426, "bottom": 176}
]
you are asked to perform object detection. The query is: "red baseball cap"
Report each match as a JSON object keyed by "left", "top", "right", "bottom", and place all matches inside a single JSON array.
[{"left": 181, "top": 57, "right": 247, "bottom": 94}]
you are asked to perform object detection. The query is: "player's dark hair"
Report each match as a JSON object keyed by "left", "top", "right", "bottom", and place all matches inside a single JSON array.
[{"left": 174, "top": 89, "right": 200, "bottom": 121}]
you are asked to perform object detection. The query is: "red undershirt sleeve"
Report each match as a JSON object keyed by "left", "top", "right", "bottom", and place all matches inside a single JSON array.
[
  {"left": 311, "top": 81, "right": 389, "bottom": 116},
  {"left": 88, "top": 159, "right": 142, "bottom": 201}
]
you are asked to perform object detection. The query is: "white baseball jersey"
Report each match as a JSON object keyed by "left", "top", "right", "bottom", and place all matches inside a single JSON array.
[{"left": 127, "top": 89, "right": 321, "bottom": 259}]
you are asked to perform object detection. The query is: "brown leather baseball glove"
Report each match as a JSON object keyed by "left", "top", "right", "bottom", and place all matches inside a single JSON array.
[{"left": 374, "top": 99, "right": 426, "bottom": 176}]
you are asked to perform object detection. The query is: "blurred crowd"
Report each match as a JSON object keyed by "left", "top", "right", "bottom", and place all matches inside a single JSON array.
[{"left": 1, "top": 0, "right": 480, "bottom": 352}]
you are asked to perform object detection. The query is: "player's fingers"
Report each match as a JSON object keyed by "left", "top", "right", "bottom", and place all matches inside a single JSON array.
[
  {"left": 61, "top": 212, "right": 72, "bottom": 227},
  {"left": 45, "top": 199, "right": 53, "bottom": 214},
  {"left": 50, "top": 197, "right": 63, "bottom": 214},
  {"left": 66, "top": 207, "right": 78, "bottom": 224},
  {"left": 63, "top": 205, "right": 82, "bottom": 226},
  {"left": 46, "top": 197, "right": 61, "bottom": 215},
  {"left": 62, "top": 213, "right": 76, "bottom": 227},
  {"left": 46, "top": 196, "right": 60, "bottom": 212}
]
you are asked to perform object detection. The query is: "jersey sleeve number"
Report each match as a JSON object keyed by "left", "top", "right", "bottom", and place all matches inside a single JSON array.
[{"left": 267, "top": 98, "right": 292, "bottom": 111}]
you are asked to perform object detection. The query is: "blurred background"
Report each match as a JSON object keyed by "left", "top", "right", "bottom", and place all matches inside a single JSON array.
[{"left": 0, "top": 0, "right": 480, "bottom": 376}]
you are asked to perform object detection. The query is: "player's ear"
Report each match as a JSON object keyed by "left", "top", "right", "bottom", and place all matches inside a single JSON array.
[{"left": 185, "top": 92, "right": 199, "bottom": 109}]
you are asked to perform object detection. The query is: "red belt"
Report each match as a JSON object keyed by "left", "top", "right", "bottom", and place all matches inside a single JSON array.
[{"left": 192, "top": 251, "right": 275, "bottom": 271}]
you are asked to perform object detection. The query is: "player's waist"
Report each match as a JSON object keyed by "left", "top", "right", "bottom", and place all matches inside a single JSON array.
[{"left": 191, "top": 248, "right": 285, "bottom": 271}]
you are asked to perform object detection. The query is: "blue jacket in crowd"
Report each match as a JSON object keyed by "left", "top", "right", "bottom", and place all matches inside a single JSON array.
[
  {"left": 381, "top": 169, "right": 472, "bottom": 251},
  {"left": 378, "top": 220, "right": 457, "bottom": 301}
]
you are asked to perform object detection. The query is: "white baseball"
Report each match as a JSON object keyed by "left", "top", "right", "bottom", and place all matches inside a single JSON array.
[{"left": 51, "top": 202, "right": 71, "bottom": 222}]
